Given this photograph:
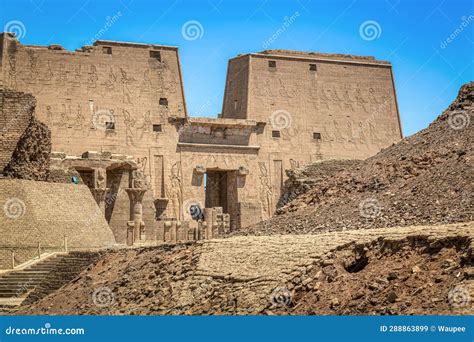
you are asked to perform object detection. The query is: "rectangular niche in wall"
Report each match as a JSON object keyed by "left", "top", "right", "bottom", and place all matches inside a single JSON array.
[{"left": 150, "top": 50, "right": 161, "bottom": 61}]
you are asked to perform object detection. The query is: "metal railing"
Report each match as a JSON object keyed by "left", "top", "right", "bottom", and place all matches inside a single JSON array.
[{"left": 0, "top": 236, "right": 68, "bottom": 270}]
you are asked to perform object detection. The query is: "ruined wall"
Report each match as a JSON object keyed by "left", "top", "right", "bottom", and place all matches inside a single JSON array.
[
  {"left": 3, "top": 116, "right": 51, "bottom": 180},
  {"left": 0, "top": 179, "right": 116, "bottom": 269},
  {"left": 0, "top": 89, "right": 36, "bottom": 172}
]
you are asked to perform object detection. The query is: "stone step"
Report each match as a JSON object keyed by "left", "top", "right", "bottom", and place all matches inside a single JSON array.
[
  {"left": 0, "top": 290, "right": 29, "bottom": 297},
  {"left": 0, "top": 282, "right": 42, "bottom": 287},
  {"left": 32, "top": 260, "right": 89, "bottom": 265},
  {"left": 0, "top": 284, "right": 35, "bottom": 290},
  {"left": 26, "top": 266, "right": 85, "bottom": 271},
  {"left": 4, "top": 271, "right": 51, "bottom": 275},
  {"left": 29, "top": 264, "right": 84, "bottom": 269},
  {"left": 1, "top": 274, "right": 49, "bottom": 279},
  {"left": 0, "top": 290, "right": 31, "bottom": 296},
  {"left": 0, "top": 276, "right": 45, "bottom": 281},
  {"left": 0, "top": 278, "right": 42, "bottom": 283},
  {"left": 0, "top": 252, "right": 97, "bottom": 300},
  {"left": 0, "top": 279, "right": 45, "bottom": 285},
  {"left": 28, "top": 262, "right": 64, "bottom": 267}
]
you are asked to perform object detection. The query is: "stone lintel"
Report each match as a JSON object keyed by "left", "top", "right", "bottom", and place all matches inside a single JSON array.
[
  {"left": 177, "top": 142, "right": 260, "bottom": 150},
  {"left": 187, "top": 117, "right": 258, "bottom": 128}
]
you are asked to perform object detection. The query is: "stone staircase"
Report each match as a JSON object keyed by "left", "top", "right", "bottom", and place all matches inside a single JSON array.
[{"left": 0, "top": 251, "right": 99, "bottom": 312}]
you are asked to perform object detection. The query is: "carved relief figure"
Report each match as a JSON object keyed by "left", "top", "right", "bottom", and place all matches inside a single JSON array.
[
  {"left": 123, "top": 109, "right": 136, "bottom": 146},
  {"left": 279, "top": 79, "right": 292, "bottom": 98},
  {"left": 329, "top": 88, "right": 342, "bottom": 111},
  {"left": 136, "top": 157, "right": 151, "bottom": 185},
  {"left": 358, "top": 121, "right": 368, "bottom": 143},
  {"left": 56, "top": 62, "right": 67, "bottom": 86},
  {"left": 72, "top": 64, "right": 82, "bottom": 86},
  {"left": 132, "top": 169, "right": 148, "bottom": 189},
  {"left": 332, "top": 120, "right": 345, "bottom": 142},
  {"left": 55, "top": 103, "right": 68, "bottom": 128},
  {"left": 355, "top": 87, "right": 368, "bottom": 113},
  {"left": 319, "top": 87, "right": 330, "bottom": 110},
  {"left": 137, "top": 110, "right": 152, "bottom": 139},
  {"left": 26, "top": 50, "right": 38, "bottom": 84},
  {"left": 88, "top": 65, "right": 98, "bottom": 88},
  {"left": 95, "top": 169, "right": 106, "bottom": 189},
  {"left": 140, "top": 69, "right": 152, "bottom": 96},
  {"left": 258, "top": 162, "right": 273, "bottom": 220},
  {"left": 120, "top": 68, "right": 134, "bottom": 104},
  {"left": 289, "top": 159, "right": 300, "bottom": 169},
  {"left": 346, "top": 121, "right": 354, "bottom": 140},
  {"left": 368, "top": 121, "right": 380, "bottom": 143},
  {"left": 103, "top": 67, "right": 117, "bottom": 91},
  {"left": 166, "top": 162, "right": 183, "bottom": 220},
  {"left": 163, "top": 69, "right": 177, "bottom": 94},
  {"left": 368, "top": 88, "right": 379, "bottom": 105},
  {"left": 342, "top": 86, "right": 355, "bottom": 112},
  {"left": 74, "top": 104, "right": 85, "bottom": 129},
  {"left": 45, "top": 105, "right": 53, "bottom": 126},
  {"left": 43, "top": 61, "right": 53, "bottom": 84}
]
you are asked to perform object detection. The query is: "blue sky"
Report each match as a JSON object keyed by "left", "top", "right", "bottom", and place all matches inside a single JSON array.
[{"left": 1, "top": 0, "right": 473, "bottom": 136}]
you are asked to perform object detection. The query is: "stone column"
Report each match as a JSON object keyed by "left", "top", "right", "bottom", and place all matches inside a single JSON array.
[
  {"left": 164, "top": 221, "right": 172, "bottom": 242},
  {"left": 125, "top": 188, "right": 147, "bottom": 245}
]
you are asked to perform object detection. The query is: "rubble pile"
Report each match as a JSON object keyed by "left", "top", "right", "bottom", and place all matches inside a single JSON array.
[{"left": 239, "top": 83, "right": 473, "bottom": 236}]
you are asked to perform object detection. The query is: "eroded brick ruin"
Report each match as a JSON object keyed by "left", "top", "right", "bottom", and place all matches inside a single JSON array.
[{"left": 0, "top": 32, "right": 402, "bottom": 248}]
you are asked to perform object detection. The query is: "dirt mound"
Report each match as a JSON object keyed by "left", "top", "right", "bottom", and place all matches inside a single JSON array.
[
  {"left": 237, "top": 82, "right": 473, "bottom": 236},
  {"left": 15, "top": 243, "right": 198, "bottom": 315},
  {"left": 277, "top": 159, "right": 360, "bottom": 209},
  {"left": 267, "top": 236, "right": 473, "bottom": 315},
  {"left": 3, "top": 116, "right": 51, "bottom": 181}
]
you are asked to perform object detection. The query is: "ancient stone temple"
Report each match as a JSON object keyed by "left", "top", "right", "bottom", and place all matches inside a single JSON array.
[{"left": 0, "top": 32, "right": 402, "bottom": 245}]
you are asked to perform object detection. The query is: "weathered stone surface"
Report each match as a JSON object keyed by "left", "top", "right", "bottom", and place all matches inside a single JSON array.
[
  {"left": 3, "top": 116, "right": 51, "bottom": 181},
  {"left": 0, "top": 89, "right": 37, "bottom": 173},
  {"left": 0, "top": 179, "right": 116, "bottom": 269}
]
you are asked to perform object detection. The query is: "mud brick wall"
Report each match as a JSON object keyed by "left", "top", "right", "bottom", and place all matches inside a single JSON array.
[
  {"left": 0, "top": 179, "right": 116, "bottom": 269},
  {"left": 0, "top": 89, "right": 36, "bottom": 173}
]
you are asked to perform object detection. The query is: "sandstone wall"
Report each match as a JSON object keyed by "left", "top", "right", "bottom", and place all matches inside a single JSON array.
[
  {"left": 0, "top": 34, "right": 186, "bottom": 210},
  {"left": 221, "top": 50, "right": 403, "bottom": 215},
  {"left": 0, "top": 179, "right": 116, "bottom": 269}
]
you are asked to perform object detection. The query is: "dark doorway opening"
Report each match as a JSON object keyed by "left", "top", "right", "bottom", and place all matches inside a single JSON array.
[{"left": 205, "top": 170, "right": 229, "bottom": 213}]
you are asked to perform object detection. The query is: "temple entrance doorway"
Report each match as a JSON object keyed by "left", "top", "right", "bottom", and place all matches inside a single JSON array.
[{"left": 205, "top": 170, "right": 229, "bottom": 213}]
